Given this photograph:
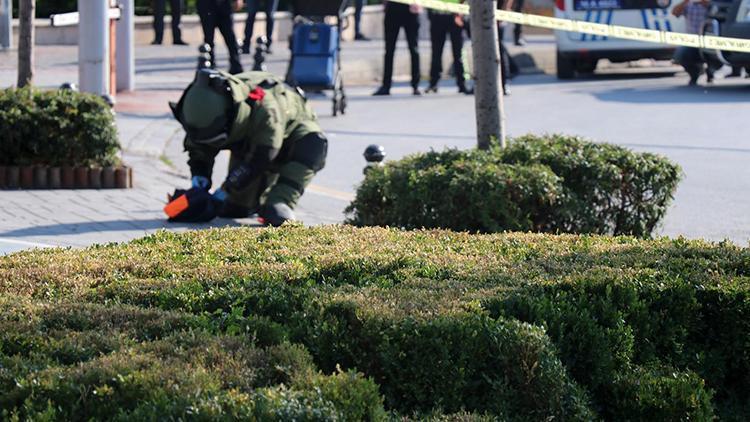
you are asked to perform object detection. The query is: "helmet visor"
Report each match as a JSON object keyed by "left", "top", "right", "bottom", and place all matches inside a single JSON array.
[{"left": 191, "top": 131, "right": 229, "bottom": 146}]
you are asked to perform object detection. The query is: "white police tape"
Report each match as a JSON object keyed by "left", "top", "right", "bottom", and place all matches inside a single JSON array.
[{"left": 389, "top": 0, "right": 750, "bottom": 53}]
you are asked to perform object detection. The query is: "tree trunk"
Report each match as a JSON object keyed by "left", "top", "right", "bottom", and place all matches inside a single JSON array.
[
  {"left": 17, "top": 0, "right": 35, "bottom": 87},
  {"left": 470, "top": 0, "right": 505, "bottom": 149}
]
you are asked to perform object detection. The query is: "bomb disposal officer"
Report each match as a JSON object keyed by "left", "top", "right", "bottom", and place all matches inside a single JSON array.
[{"left": 171, "top": 69, "right": 328, "bottom": 226}]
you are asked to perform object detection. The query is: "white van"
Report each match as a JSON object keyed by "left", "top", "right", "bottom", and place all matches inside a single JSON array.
[{"left": 554, "top": 0, "right": 685, "bottom": 78}]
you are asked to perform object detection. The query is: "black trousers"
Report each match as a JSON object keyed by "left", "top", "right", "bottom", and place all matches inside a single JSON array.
[
  {"left": 673, "top": 46, "right": 722, "bottom": 80},
  {"left": 382, "top": 3, "right": 420, "bottom": 89},
  {"left": 350, "top": 0, "right": 365, "bottom": 34},
  {"left": 513, "top": 0, "right": 524, "bottom": 42},
  {"left": 429, "top": 13, "right": 465, "bottom": 88},
  {"left": 497, "top": 25, "right": 512, "bottom": 88},
  {"left": 153, "top": 0, "right": 183, "bottom": 43},
  {"left": 197, "top": 0, "right": 243, "bottom": 74},
  {"left": 243, "top": 0, "right": 279, "bottom": 48}
]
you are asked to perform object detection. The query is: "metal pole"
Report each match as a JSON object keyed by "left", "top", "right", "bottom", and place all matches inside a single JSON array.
[
  {"left": 116, "top": 0, "right": 134, "bottom": 92},
  {"left": 78, "top": 0, "right": 110, "bottom": 95},
  {"left": 0, "top": 0, "right": 11, "bottom": 50}
]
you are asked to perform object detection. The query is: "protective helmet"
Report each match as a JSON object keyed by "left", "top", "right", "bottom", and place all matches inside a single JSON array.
[{"left": 173, "top": 69, "right": 236, "bottom": 148}]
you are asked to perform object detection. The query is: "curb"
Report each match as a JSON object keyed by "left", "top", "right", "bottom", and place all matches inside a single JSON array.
[{"left": 0, "top": 165, "right": 134, "bottom": 190}]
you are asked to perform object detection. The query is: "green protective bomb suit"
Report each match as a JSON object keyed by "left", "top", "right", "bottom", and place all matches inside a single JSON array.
[{"left": 172, "top": 69, "right": 328, "bottom": 222}]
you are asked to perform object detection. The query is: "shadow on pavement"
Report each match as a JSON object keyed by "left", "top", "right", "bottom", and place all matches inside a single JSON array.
[
  {"left": 590, "top": 83, "right": 750, "bottom": 104},
  {"left": 116, "top": 112, "right": 173, "bottom": 120},
  {"left": 0, "top": 218, "right": 261, "bottom": 238},
  {"left": 619, "top": 142, "right": 750, "bottom": 155},
  {"left": 572, "top": 70, "right": 678, "bottom": 81},
  {"left": 509, "top": 70, "right": 678, "bottom": 86},
  {"left": 136, "top": 56, "right": 197, "bottom": 66},
  {"left": 136, "top": 66, "right": 197, "bottom": 74},
  {"left": 326, "top": 129, "right": 474, "bottom": 141}
]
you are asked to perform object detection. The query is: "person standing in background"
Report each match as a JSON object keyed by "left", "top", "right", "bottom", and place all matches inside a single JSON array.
[
  {"left": 197, "top": 0, "right": 244, "bottom": 74},
  {"left": 671, "top": 0, "right": 720, "bottom": 85},
  {"left": 242, "top": 0, "right": 279, "bottom": 54},
  {"left": 425, "top": 6, "right": 471, "bottom": 94},
  {"left": 351, "top": 0, "right": 369, "bottom": 40},
  {"left": 373, "top": 1, "right": 422, "bottom": 96},
  {"left": 512, "top": 0, "right": 525, "bottom": 45},
  {"left": 497, "top": 0, "right": 515, "bottom": 95},
  {"left": 153, "top": 0, "right": 186, "bottom": 45}
]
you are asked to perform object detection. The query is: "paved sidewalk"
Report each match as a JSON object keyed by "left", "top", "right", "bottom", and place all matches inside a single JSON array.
[
  {"left": 0, "top": 41, "right": 374, "bottom": 254},
  {"left": 2, "top": 34, "right": 746, "bottom": 254},
  {"left": 0, "top": 35, "right": 551, "bottom": 255}
]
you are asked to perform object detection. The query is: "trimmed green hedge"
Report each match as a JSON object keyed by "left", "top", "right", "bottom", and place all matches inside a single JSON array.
[
  {"left": 2, "top": 226, "right": 750, "bottom": 419},
  {"left": 346, "top": 134, "right": 681, "bottom": 237},
  {"left": 0, "top": 299, "right": 385, "bottom": 420},
  {"left": 0, "top": 87, "right": 120, "bottom": 167}
]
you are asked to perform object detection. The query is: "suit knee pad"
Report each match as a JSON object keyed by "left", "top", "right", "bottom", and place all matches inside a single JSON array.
[{"left": 291, "top": 132, "right": 328, "bottom": 172}]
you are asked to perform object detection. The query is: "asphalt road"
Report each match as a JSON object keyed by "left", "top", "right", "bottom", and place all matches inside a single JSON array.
[{"left": 308, "top": 66, "right": 750, "bottom": 244}]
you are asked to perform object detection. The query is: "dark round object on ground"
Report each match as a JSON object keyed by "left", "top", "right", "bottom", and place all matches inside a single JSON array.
[
  {"left": 59, "top": 82, "right": 78, "bottom": 91},
  {"left": 364, "top": 145, "right": 386, "bottom": 163}
]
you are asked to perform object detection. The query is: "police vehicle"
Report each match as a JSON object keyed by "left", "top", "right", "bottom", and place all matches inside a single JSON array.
[
  {"left": 702, "top": 0, "right": 750, "bottom": 68},
  {"left": 554, "top": 0, "right": 685, "bottom": 78}
]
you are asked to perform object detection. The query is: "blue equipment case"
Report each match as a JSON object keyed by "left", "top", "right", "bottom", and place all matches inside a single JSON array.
[
  {"left": 290, "top": 23, "right": 339, "bottom": 87},
  {"left": 287, "top": 0, "right": 347, "bottom": 116}
]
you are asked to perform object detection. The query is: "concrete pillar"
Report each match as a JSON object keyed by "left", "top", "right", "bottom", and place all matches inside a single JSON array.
[
  {"left": 78, "top": 0, "right": 110, "bottom": 95},
  {"left": 116, "top": 0, "right": 134, "bottom": 92},
  {"left": 0, "top": 0, "right": 11, "bottom": 50}
]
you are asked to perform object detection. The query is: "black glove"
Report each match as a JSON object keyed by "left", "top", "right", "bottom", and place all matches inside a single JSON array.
[
  {"left": 224, "top": 146, "right": 279, "bottom": 192},
  {"left": 225, "top": 163, "right": 255, "bottom": 192}
]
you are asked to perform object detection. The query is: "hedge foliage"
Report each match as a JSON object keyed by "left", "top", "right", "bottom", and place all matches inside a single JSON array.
[
  {"left": 0, "top": 87, "right": 120, "bottom": 167},
  {"left": 346, "top": 134, "right": 682, "bottom": 237},
  {"left": 0, "top": 299, "right": 385, "bottom": 420},
  {"left": 2, "top": 225, "right": 749, "bottom": 419}
]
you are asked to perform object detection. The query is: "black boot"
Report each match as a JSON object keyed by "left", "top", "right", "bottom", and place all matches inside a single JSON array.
[
  {"left": 259, "top": 203, "right": 295, "bottom": 227},
  {"left": 372, "top": 86, "right": 390, "bottom": 96},
  {"left": 688, "top": 70, "right": 700, "bottom": 86},
  {"left": 458, "top": 84, "right": 473, "bottom": 95}
]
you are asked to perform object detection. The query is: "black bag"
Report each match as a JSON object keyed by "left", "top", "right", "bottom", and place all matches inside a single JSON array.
[{"left": 164, "top": 187, "right": 220, "bottom": 223}]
